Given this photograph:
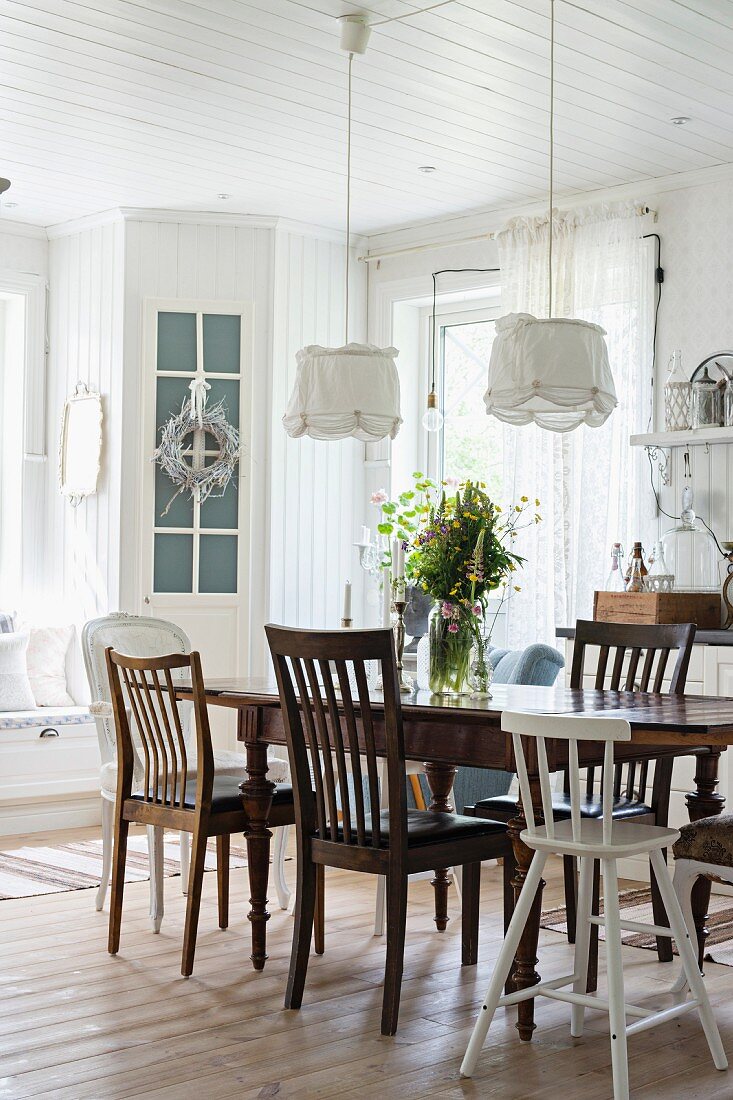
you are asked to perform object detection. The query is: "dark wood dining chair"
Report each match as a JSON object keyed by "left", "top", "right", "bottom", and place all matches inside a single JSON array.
[
  {"left": 265, "top": 624, "right": 511, "bottom": 1036},
  {"left": 104, "top": 647, "right": 300, "bottom": 976},
  {"left": 468, "top": 619, "right": 697, "bottom": 988}
]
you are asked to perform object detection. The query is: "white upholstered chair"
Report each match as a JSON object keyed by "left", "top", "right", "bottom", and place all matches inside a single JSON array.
[
  {"left": 460, "top": 711, "right": 727, "bottom": 1100},
  {"left": 82, "top": 613, "right": 292, "bottom": 930}
]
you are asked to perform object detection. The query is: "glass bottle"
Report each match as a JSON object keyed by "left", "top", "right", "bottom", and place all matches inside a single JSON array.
[
  {"left": 604, "top": 542, "right": 626, "bottom": 592},
  {"left": 646, "top": 539, "right": 673, "bottom": 593},
  {"left": 691, "top": 365, "right": 722, "bottom": 428},
  {"left": 664, "top": 350, "right": 691, "bottom": 432},
  {"left": 627, "top": 555, "right": 646, "bottom": 592},
  {"left": 624, "top": 542, "right": 647, "bottom": 589}
]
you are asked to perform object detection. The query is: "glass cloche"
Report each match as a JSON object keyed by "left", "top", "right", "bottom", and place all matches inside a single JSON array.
[{"left": 660, "top": 487, "right": 721, "bottom": 592}]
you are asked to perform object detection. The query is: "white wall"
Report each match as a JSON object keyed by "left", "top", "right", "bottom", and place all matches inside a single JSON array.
[
  {"left": 268, "top": 227, "right": 367, "bottom": 637},
  {"left": 45, "top": 220, "right": 125, "bottom": 622}
]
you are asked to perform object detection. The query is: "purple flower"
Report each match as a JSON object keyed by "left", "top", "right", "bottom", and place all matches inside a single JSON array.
[
  {"left": 448, "top": 622, "right": 459, "bottom": 633},
  {"left": 441, "top": 601, "right": 453, "bottom": 618},
  {"left": 472, "top": 603, "right": 482, "bottom": 616}
]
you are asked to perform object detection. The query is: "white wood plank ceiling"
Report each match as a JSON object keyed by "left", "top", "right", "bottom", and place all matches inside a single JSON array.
[{"left": 1, "top": 0, "right": 732, "bottom": 233}]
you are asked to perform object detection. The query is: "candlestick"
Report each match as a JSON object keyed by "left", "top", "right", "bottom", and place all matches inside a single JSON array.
[
  {"left": 340, "top": 618, "right": 353, "bottom": 629},
  {"left": 358, "top": 525, "right": 371, "bottom": 546},
  {"left": 342, "top": 579, "right": 352, "bottom": 622},
  {"left": 392, "top": 599, "right": 415, "bottom": 694}
]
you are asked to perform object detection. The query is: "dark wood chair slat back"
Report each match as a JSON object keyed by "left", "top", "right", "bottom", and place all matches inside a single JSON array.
[
  {"left": 105, "top": 648, "right": 213, "bottom": 809},
  {"left": 565, "top": 620, "right": 696, "bottom": 806},
  {"left": 266, "top": 626, "right": 405, "bottom": 854}
]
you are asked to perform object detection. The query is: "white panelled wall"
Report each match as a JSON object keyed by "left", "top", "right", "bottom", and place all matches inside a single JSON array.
[{"left": 41, "top": 211, "right": 366, "bottom": 690}]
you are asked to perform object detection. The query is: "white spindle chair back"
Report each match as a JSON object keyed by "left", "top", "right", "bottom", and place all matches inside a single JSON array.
[{"left": 502, "top": 712, "right": 632, "bottom": 847}]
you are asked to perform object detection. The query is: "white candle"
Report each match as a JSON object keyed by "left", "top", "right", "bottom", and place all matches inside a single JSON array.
[
  {"left": 381, "top": 567, "right": 392, "bottom": 627},
  {"left": 342, "top": 580, "right": 352, "bottom": 621},
  {"left": 359, "top": 525, "right": 371, "bottom": 545}
]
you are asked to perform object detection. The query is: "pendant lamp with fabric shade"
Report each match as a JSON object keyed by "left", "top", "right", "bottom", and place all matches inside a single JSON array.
[
  {"left": 484, "top": 0, "right": 617, "bottom": 434},
  {"left": 283, "top": 17, "right": 402, "bottom": 443}
]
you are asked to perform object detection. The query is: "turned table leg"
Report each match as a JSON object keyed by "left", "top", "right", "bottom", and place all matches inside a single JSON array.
[
  {"left": 423, "top": 761, "right": 457, "bottom": 932},
  {"left": 239, "top": 709, "right": 275, "bottom": 971},
  {"left": 685, "top": 749, "right": 725, "bottom": 967},
  {"left": 507, "top": 769, "right": 544, "bottom": 1042}
]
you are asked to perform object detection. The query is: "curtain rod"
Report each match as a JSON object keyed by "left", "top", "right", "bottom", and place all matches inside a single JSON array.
[{"left": 358, "top": 204, "right": 656, "bottom": 264}]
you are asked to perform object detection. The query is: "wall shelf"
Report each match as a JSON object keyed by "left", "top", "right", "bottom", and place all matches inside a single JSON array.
[{"left": 630, "top": 427, "right": 733, "bottom": 448}]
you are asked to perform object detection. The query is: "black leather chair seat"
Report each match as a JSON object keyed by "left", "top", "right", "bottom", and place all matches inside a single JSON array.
[
  {"left": 474, "top": 792, "right": 653, "bottom": 822},
  {"left": 132, "top": 776, "right": 294, "bottom": 814},
  {"left": 336, "top": 809, "right": 507, "bottom": 849}
]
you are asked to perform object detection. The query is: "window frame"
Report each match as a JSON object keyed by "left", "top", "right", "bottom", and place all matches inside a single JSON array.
[{"left": 418, "top": 297, "right": 502, "bottom": 485}]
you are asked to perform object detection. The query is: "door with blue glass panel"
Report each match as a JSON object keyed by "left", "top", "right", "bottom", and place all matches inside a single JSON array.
[{"left": 152, "top": 309, "right": 242, "bottom": 596}]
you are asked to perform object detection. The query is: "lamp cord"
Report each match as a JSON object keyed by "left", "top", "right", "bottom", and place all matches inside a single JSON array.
[
  {"left": 646, "top": 448, "right": 727, "bottom": 558},
  {"left": 430, "top": 268, "right": 501, "bottom": 394},
  {"left": 345, "top": 51, "right": 353, "bottom": 345}
]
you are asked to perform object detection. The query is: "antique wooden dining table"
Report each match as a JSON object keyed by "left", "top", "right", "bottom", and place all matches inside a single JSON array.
[{"left": 177, "top": 677, "right": 733, "bottom": 1041}]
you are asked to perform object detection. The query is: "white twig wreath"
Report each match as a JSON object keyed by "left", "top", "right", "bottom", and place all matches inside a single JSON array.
[{"left": 153, "top": 379, "right": 240, "bottom": 516}]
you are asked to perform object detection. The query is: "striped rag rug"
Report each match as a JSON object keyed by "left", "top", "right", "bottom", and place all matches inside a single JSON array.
[
  {"left": 541, "top": 886, "right": 733, "bottom": 968},
  {"left": 0, "top": 836, "right": 248, "bottom": 899}
]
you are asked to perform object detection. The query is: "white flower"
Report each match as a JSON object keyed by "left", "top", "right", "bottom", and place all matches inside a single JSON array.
[{"left": 370, "top": 489, "right": 388, "bottom": 505}]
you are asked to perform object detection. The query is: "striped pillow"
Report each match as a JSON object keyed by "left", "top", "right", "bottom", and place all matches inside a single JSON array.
[{"left": 0, "top": 612, "right": 15, "bottom": 634}]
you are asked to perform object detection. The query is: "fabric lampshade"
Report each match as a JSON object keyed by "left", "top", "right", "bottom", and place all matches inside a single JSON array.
[
  {"left": 484, "top": 312, "right": 617, "bottom": 433},
  {"left": 283, "top": 342, "right": 402, "bottom": 442}
]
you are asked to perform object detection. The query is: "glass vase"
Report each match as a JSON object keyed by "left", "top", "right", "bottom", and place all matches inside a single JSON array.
[
  {"left": 428, "top": 604, "right": 475, "bottom": 696},
  {"left": 469, "top": 637, "right": 494, "bottom": 699}
]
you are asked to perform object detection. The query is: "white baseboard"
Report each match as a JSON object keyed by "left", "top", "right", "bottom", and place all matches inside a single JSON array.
[{"left": 0, "top": 795, "right": 102, "bottom": 836}]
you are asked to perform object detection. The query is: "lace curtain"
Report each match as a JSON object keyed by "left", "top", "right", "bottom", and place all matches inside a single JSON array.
[{"left": 497, "top": 203, "right": 655, "bottom": 648}]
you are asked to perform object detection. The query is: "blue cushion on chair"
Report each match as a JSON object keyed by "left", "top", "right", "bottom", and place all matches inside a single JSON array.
[{"left": 452, "top": 643, "right": 565, "bottom": 813}]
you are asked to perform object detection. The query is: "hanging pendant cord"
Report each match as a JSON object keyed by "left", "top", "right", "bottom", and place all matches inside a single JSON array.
[
  {"left": 547, "top": 0, "right": 555, "bottom": 319},
  {"left": 431, "top": 268, "right": 500, "bottom": 394},
  {"left": 345, "top": 51, "right": 353, "bottom": 345}
]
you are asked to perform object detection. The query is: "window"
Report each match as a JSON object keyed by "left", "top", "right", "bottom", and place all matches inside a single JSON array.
[{"left": 423, "top": 301, "right": 501, "bottom": 490}]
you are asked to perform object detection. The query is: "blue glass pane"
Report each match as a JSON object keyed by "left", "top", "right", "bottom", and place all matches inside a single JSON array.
[
  {"left": 157, "top": 313, "right": 197, "bottom": 373},
  {"left": 207, "top": 379, "right": 240, "bottom": 430},
  {"left": 154, "top": 534, "right": 193, "bottom": 593},
  {"left": 199, "top": 535, "right": 237, "bottom": 593},
  {"left": 203, "top": 314, "right": 240, "bottom": 374},
  {"left": 155, "top": 465, "right": 193, "bottom": 528},
  {"left": 156, "top": 377, "right": 191, "bottom": 444},
  {"left": 200, "top": 480, "right": 238, "bottom": 529}
]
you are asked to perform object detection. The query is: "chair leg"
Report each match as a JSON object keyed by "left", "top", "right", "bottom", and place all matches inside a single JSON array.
[
  {"left": 216, "top": 834, "right": 229, "bottom": 930},
  {"left": 272, "top": 826, "right": 292, "bottom": 911},
  {"left": 601, "top": 859, "right": 630, "bottom": 1100},
  {"left": 649, "top": 849, "right": 674, "bottom": 963},
  {"left": 670, "top": 859, "right": 701, "bottom": 996},
  {"left": 285, "top": 854, "right": 317, "bottom": 1010},
  {"left": 314, "top": 863, "right": 325, "bottom": 955},
  {"left": 461, "top": 852, "right": 548, "bottom": 1078},
  {"left": 381, "top": 872, "right": 409, "bottom": 1036},
  {"left": 374, "top": 875, "right": 386, "bottom": 936},
  {"left": 563, "top": 855, "right": 578, "bottom": 944},
  {"left": 96, "top": 796, "right": 114, "bottom": 912},
  {"left": 461, "top": 862, "right": 480, "bottom": 966},
  {"left": 108, "top": 815, "right": 129, "bottom": 955},
  {"left": 571, "top": 856, "right": 595, "bottom": 1037},
  {"left": 147, "top": 825, "right": 165, "bottom": 934},
  {"left": 453, "top": 865, "right": 462, "bottom": 900},
  {"left": 503, "top": 844, "right": 517, "bottom": 995},
  {"left": 651, "top": 850, "right": 727, "bottom": 1072},
  {"left": 181, "top": 825, "right": 209, "bottom": 977},
  {"left": 179, "top": 830, "right": 190, "bottom": 896},
  {"left": 586, "top": 859, "right": 601, "bottom": 993}
]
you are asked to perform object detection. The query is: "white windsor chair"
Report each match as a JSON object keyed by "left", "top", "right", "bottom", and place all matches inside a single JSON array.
[{"left": 460, "top": 710, "right": 727, "bottom": 1100}]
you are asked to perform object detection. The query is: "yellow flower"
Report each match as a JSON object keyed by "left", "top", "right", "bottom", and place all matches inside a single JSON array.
[
  {"left": 495, "top": 505, "right": 501, "bottom": 513},
  {"left": 468, "top": 573, "right": 478, "bottom": 582},
  {"left": 514, "top": 585, "right": 522, "bottom": 592},
  {"left": 515, "top": 505, "right": 521, "bottom": 512},
  {"left": 520, "top": 495, "right": 528, "bottom": 503},
  {"left": 535, "top": 498, "right": 541, "bottom": 506},
  {"left": 453, "top": 520, "right": 460, "bottom": 528}
]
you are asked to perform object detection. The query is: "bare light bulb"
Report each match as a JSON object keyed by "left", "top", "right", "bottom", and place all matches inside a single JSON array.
[{"left": 422, "top": 390, "right": 444, "bottom": 432}]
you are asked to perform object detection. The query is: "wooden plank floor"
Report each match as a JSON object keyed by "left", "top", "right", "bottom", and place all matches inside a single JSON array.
[{"left": 0, "top": 827, "right": 731, "bottom": 1099}]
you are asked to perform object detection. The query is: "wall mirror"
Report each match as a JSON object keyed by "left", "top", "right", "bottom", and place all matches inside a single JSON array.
[{"left": 59, "top": 381, "right": 103, "bottom": 506}]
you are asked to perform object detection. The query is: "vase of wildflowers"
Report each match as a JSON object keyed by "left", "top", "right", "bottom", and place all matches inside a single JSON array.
[{"left": 410, "top": 481, "right": 538, "bottom": 697}]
